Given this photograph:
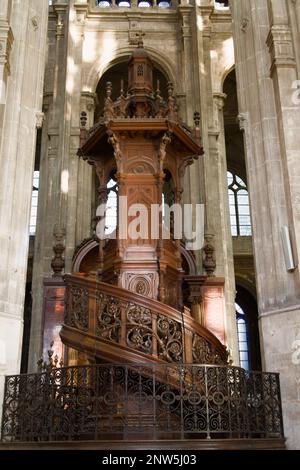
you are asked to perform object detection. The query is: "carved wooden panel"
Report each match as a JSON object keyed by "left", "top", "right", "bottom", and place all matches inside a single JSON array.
[
  {"left": 202, "top": 283, "right": 226, "bottom": 344},
  {"left": 121, "top": 271, "right": 159, "bottom": 299},
  {"left": 42, "top": 279, "right": 65, "bottom": 363},
  {"left": 66, "top": 285, "right": 89, "bottom": 331},
  {"left": 124, "top": 141, "right": 157, "bottom": 174}
]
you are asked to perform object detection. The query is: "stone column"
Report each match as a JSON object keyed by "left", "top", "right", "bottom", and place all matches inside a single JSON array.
[
  {"left": 178, "top": 3, "right": 206, "bottom": 273},
  {"left": 29, "top": 0, "right": 93, "bottom": 371},
  {"left": 29, "top": 1, "right": 69, "bottom": 371},
  {"left": 0, "top": 0, "right": 48, "bottom": 425},
  {"left": 191, "top": 3, "right": 238, "bottom": 363},
  {"left": 231, "top": 0, "right": 300, "bottom": 449},
  {"left": 178, "top": 4, "right": 194, "bottom": 210},
  {"left": 212, "top": 92, "right": 238, "bottom": 362}
]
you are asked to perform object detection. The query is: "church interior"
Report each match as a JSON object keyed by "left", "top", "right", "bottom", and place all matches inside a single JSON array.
[{"left": 0, "top": 0, "right": 300, "bottom": 450}]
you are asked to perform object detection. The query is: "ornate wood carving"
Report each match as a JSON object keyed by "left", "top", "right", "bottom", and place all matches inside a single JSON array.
[
  {"left": 192, "top": 334, "right": 223, "bottom": 365},
  {"left": 62, "top": 274, "right": 228, "bottom": 366},
  {"left": 96, "top": 293, "right": 121, "bottom": 341},
  {"left": 66, "top": 285, "right": 89, "bottom": 331},
  {"left": 203, "top": 234, "right": 216, "bottom": 277},
  {"left": 126, "top": 303, "right": 153, "bottom": 354}
]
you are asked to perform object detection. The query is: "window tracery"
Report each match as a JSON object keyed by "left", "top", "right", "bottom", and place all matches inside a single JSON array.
[{"left": 227, "top": 171, "right": 252, "bottom": 237}]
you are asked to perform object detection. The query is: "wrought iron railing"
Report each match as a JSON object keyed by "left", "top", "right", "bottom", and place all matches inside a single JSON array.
[
  {"left": 63, "top": 276, "right": 228, "bottom": 365},
  {"left": 1, "top": 363, "right": 284, "bottom": 442}
]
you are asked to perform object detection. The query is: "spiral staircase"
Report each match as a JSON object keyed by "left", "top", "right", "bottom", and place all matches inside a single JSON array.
[{"left": 61, "top": 273, "right": 228, "bottom": 367}]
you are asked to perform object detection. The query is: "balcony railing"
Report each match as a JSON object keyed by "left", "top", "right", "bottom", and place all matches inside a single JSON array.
[{"left": 1, "top": 363, "right": 284, "bottom": 442}]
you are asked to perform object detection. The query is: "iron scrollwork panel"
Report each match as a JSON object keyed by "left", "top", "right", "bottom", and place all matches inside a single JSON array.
[
  {"left": 96, "top": 292, "right": 121, "bottom": 342},
  {"left": 156, "top": 314, "right": 183, "bottom": 362},
  {"left": 66, "top": 286, "right": 89, "bottom": 331},
  {"left": 126, "top": 303, "right": 153, "bottom": 355},
  {"left": 192, "top": 334, "right": 224, "bottom": 365}
]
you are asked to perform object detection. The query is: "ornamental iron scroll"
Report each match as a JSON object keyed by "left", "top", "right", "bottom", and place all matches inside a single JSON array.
[
  {"left": 1, "top": 363, "right": 284, "bottom": 443},
  {"left": 126, "top": 303, "right": 153, "bottom": 354},
  {"left": 96, "top": 292, "right": 121, "bottom": 341},
  {"left": 67, "top": 286, "right": 89, "bottom": 331},
  {"left": 157, "top": 314, "right": 183, "bottom": 362},
  {"left": 192, "top": 335, "right": 224, "bottom": 365}
]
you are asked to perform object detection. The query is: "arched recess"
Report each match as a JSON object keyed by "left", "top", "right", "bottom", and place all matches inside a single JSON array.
[
  {"left": 221, "top": 64, "right": 235, "bottom": 91},
  {"left": 211, "top": 36, "right": 235, "bottom": 95},
  {"left": 235, "top": 274, "right": 257, "bottom": 301},
  {"left": 235, "top": 284, "right": 261, "bottom": 371},
  {"left": 84, "top": 46, "right": 177, "bottom": 95}
]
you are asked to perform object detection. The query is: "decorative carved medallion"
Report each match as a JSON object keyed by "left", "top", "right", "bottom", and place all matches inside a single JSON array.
[
  {"left": 128, "top": 276, "right": 151, "bottom": 296},
  {"left": 125, "top": 273, "right": 157, "bottom": 298}
]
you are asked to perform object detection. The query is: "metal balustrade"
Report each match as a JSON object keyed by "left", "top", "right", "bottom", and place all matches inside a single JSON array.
[{"left": 1, "top": 363, "right": 284, "bottom": 442}]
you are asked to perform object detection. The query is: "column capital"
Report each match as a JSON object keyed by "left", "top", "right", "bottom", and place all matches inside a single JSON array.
[
  {"left": 81, "top": 91, "right": 97, "bottom": 111},
  {"left": 178, "top": 4, "right": 193, "bottom": 38},
  {"left": 267, "top": 25, "right": 296, "bottom": 75},
  {"left": 0, "top": 23, "right": 13, "bottom": 74},
  {"left": 213, "top": 92, "right": 227, "bottom": 111}
]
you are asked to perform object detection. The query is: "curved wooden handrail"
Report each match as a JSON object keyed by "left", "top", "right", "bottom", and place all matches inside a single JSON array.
[{"left": 62, "top": 273, "right": 228, "bottom": 365}]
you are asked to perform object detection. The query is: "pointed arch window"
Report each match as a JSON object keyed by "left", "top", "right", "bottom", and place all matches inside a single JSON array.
[
  {"left": 227, "top": 171, "right": 252, "bottom": 236},
  {"left": 236, "top": 303, "right": 251, "bottom": 370}
]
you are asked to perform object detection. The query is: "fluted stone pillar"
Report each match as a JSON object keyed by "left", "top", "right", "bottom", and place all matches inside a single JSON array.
[
  {"left": 231, "top": 0, "right": 300, "bottom": 449},
  {"left": 0, "top": 0, "right": 48, "bottom": 427}
]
